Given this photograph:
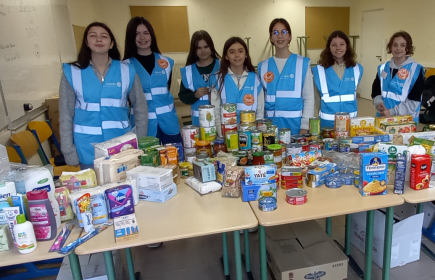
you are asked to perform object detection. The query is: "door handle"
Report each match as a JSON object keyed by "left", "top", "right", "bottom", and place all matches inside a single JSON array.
[{"left": 376, "top": 56, "right": 382, "bottom": 62}]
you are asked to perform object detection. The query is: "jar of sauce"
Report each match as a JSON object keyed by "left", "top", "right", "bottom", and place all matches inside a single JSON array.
[
  {"left": 253, "top": 152, "right": 265, "bottom": 165},
  {"left": 196, "top": 140, "right": 212, "bottom": 157},
  {"left": 213, "top": 137, "right": 227, "bottom": 155},
  {"left": 321, "top": 128, "right": 335, "bottom": 139},
  {"left": 267, "top": 144, "right": 283, "bottom": 167}
]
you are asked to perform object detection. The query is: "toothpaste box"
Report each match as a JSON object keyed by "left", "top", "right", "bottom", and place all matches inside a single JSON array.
[
  {"left": 244, "top": 165, "right": 277, "bottom": 185},
  {"left": 358, "top": 152, "right": 388, "bottom": 196},
  {"left": 193, "top": 161, "right": 216, "bottom": 183},
  {"left": 105, "top": 185, "right": 135, "bottom": 219},
  {"left": 242, "top": 182, "right": 277, "bottom": 202},
  {"left": 114, "top": 213, "right": 139, "bottom": 243},
  {"left": 127, "top": 166, "right": 173, "bottom": 192},
  {"left": 139, "top": 183, "right": 177, "bottom": 203}
]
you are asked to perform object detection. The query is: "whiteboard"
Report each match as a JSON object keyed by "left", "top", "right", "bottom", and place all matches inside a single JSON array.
[{"left": 0, "top": 0, "right": 76, "bottom": 129}]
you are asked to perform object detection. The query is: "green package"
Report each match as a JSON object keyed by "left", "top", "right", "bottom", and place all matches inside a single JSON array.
[
  {"left": 138, "top": 136, "right": 160, "bottom": 149},
  {"left": 141, "top": 150, "right": 160, "bottom": 167}
]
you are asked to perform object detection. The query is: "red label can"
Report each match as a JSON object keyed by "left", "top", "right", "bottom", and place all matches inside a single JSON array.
[{"left": 285, "top": 189, "right": 307, "bottom": 205}]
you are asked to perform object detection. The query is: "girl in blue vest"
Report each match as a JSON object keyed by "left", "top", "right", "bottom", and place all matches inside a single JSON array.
[
  {"left": 312, "top": 30, "right": 363, "bottom": 129},
  {"left": 372, "top": 31, "right": 425, "bottom": 124},
  {"left": 123, "top": 17, "right": 182, "bottom": 144},
  {"left": 209, "top": 37, "right": 264, "bottom": 137},
  {"left": 59, "top": 22, "right": 148, "bottom": 169},
  {"left": 179, "top": 30, "right": 221, "bottom": 126},
  {"left": 258, "top": 18, "right": 314, "bottom": 135}
]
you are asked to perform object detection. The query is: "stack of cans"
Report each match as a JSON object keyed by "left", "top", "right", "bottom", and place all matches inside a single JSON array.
[
  {"left": 279, "top": 128, "right": 291, "bottom": 164},
  {"left": 199, "top": 105, "right": 217, "bottom": 143},
  {"left": 181, "top": 125, "right": 199, "bottom": 160},
  {"left": 221, "top": 103, "right": 238, "bottom": 136},
  {"left": 238, "top": 110, "right": 256, "bottom": 161},
  {"left": 334, "top": 112, "right": 352, "bottom": 152}
]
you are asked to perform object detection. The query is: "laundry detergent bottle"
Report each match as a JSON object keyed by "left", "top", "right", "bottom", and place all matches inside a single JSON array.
[
  {"left": 27, "top": 190, "right": 57, "bottom": 241},
  {"left": 24, "top": 167, "right": 60, "bottom": 228}
]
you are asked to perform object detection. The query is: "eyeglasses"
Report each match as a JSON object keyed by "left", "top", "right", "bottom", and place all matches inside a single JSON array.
[{"left": 271, "top": 30, "right": 290, "bottom": 36}]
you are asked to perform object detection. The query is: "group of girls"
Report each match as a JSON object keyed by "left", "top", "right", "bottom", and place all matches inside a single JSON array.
[{"left": 60, "top": 17, "right": 425, "bottom": 168}]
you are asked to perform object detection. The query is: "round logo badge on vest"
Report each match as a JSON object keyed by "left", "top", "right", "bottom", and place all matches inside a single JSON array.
[
  {"left": 264, "top": 71, "right": 274, "bottom": 83},
  {"left": 243, "top": 94, "right": 255, "bottom": 106},
  {"left": 117, "top": 82, "right": 121, "bottom": 87},
  {"left": 397, "top": 68, "right": 409, "bottom": 80},
  {"left": 157, "top": 59, "right": 169, "bottom": 69},
  {"left": 290, "top": 74, "right": 294, "bottom": 78}
]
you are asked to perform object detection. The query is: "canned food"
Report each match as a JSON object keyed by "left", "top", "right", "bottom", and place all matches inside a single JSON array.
[
  {"left": 185, "top": 152, "right": 196, "bottom": 163},
  {"left": 270, "top": 125, "right": 279, "bottom": 140},
  {"left": 251, "top": 130, "right": 263, "bottom": 145},
  {"left": 256, "top": 119, "right": 272, "bottom": 132},
  {"left": 335, "top": 112, "right": 350, "bottom": 132},
  {"left": 286, "top": 143, "right": 303, "bottom": 155},
  {"left": 335, "top": 131, "right": 349, "bottom": 138},
  {"left": 309, "top": 117, "right": 321, "bottom": 136},
  {"left": 252, "top": 144, "right": 263, "bottom": 152},
  {"left": 222, "top": 124, "right": 238, "bottom": 136},
  {"left": 238, "top": 128, "right": 252, "bottom": 150},
  {"left": 323, "top": 138, "right": 338, "bottom": 151},
  {"left": 301, "top": 141, "right": 309, "bottom": 152},
  {"left": 281, "top": 167, "right": 303, "bottom": 190},
  {"left": 225, "top": 130, "right": 239, "bottom": 152},
  {"left": 339, "top": 136, "right": 352, "bottom": 145},
  {"left": 350, "top": 143, "right": 359, "bottom": 153},
  {"left": 301, "top": 133, "right": 312, "bottom": 143},
  {"left": 263, "top": 150, "right": 274, "bottom": 164},
  {"left": 279, "top": 128, "right": 291, "bottom": 145},
  {"left": 240, "top": 110, "right": 256, "bottom": 124},
  {"left": 263, "top": 130, "right": 275, "bottom": 149},
  {"left": 339, "top": 144, "right": 350, "bottom": 153},
  {"left": 196, "top": 140, "right": 212, "bottom": 157},
  {"left": 292, "top": 135, "right": 307, "bottom": 144},
  {"left": 221, "top": 103, "right": 237, "bottom": 125},
  {"left": 200, "top": 126, "right": 217, "bottom": 141},
  {"left": 182, "top": 125, "right": 199, "bottom": 148},
  {"left": 240, "top": 122, "right": 256, "bottom": 131},
  {"left": 285, "top": 189, "right": 307, "bottom": 205},
  {"left": 321, "top": 128, "right": 335, "bottom": 139},
  {"left": 233, "top": 150, "right": 249, "bottom": 166},
  {"left": 325, "top": 175, "right": 343, "bottom": 188},
  {"left": 309, "top": 140, "right": 322, "bottom": 151},
  {"left": 199, "top": 105, "right": 216, "bottom": 127},
  {"left": 341, "top": 173, "right": 356, "bottom": 185},
  {"left": 258, "top": 197, "right": 277, "bottom": 211}
]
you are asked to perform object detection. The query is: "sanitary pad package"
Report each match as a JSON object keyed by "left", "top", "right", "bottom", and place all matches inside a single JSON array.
[{"left": 105, "top": 185, "right": 135, "bottom": 219}]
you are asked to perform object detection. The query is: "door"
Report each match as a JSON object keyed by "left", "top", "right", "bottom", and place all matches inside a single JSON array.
[{"left": 359, "top": 9, "right": 385, "bottom": 100}]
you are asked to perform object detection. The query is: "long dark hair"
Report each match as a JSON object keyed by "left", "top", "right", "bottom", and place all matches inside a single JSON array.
[
  {"left": 216, "top": 37, "right": 255, "bottom": 93},
  {"left": 318, "top": 30, "right": 356, "bottom": 68},
  {"left": 124, "top": 17, "right": 161, "bottom": 60},
  {"left": 71, "top": 22, "right": 120, "bottom": 69},
  {"left": 185, "top": 30, "right": 221, "bottom": 66}
]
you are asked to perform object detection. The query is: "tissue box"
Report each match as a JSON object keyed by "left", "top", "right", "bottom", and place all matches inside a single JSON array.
[
  {"left": 139, "top": 183, "right": 177, "bottom": 203},
  {"left": 0, "top": 224, "right": 14, "bottom": 251},
  {"left": 94, "top": 132, "right": 138, "bottom": 159},
  {"left": 114, "top": 213, "right": 139, "bottom": 243},
  {"left": 105, "top": 185, "right": 135, "bottom": 219},
  {"left": 127, "top": 166, "right": 173, "bottom": 192}
]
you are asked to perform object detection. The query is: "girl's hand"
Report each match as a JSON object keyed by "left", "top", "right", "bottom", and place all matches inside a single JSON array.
[
  {"left": 299, "top": 129, "right": 308, "bottom": 135},
  {"left": 195, "top": 87, "right": 209, "bottom": 98},
  {"left": 381, "top": 109, "right": 391, "bottom": 117}
]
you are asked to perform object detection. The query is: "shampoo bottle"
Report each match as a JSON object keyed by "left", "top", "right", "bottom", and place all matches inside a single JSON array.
[
  {"left": 14, "top": 214, "right": 37, "bottom": 254},
  {"left": 27, "top": 190, "right": 57, "bottom": 241}
]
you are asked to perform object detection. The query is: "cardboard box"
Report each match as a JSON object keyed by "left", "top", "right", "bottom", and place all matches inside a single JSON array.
[
  {"left": 375, "top": 115, "right": 413, "bottom": 127},
  {"left": 241, "top": 182, "right": 276, "bottom": 202},
  {"left": 94, "top": 150, "right": 143, "bottom": 185},
  {"left": 350, "top": 116, "right": 375, "bottom": 136},
  {"left": 266, "top": 221, "right": 348, "bottom": 280},
  {"left": 351, "top": 211, "right": 424, "bottom": 268},
  {"left": 163, "top": 164, "right": 180, "bottom": 185},
  {"left": 380, "top": 122, "right": 417, "bottom": 135},
  {"left": 114, "top": 213, "right": 139, "bottom": 242},
  {"left": 127, "top": 166, "right": 173, "bottom": 192},
  {"left": 139, "top": 183, "right": 177, "bottom": 203}
]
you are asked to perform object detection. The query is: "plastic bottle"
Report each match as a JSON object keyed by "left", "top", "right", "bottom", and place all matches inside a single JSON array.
[
  {"left": 24, "top": 167, "right": 60, "bottom": 228},
  {"left": 13, "top": 214, "right": 37, "bottom": 254},
  {"left": 27, "top": 190, "right": 57, "bottom": 241}
]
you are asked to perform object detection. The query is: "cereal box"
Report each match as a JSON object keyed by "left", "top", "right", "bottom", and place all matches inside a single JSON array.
[
  {"left": 350, "top": 117, "right": 375, "bottom": 136},
  {"left": 244, "top": 165, "right": 276, "bottom": 185},
  {"left": 379, "top": 122, "right": 417, "bottom": 135},
  {"left": 410, "top": 154, "right": 431, "bottom": 190},
  {"left": 242, "top": 182, "right": 277, "bottom": 202},
  {"left": 358, "top": 152, "right": 388, "bottom": 196},
  {"left": 375, "top": 115, "right": 413, "bottom": 128}
]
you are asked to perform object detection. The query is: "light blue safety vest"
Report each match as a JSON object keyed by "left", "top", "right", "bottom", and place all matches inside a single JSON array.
[
  {"left": 63, "top": 60, "right": 135, "bottom": 165},
  {"left": 128, "top": 53, "right": 180, "bottom": 136},
  {"left": 258, "top": 54, "right": 310, "bottom": 133},
  {"left": 377, "top": 61, "right": 423, "bottom": 124},
  {"left": 210, "top": 71, "right": 261, "bottom": 122},
  {"left": 312, "top": 63, "right": 363, "bottom": 128},
  {"left": 180, "top": 59, "right": 220, "bottom": 126}
]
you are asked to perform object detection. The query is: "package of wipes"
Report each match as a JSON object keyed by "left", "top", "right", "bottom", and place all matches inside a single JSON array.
[{"left": 93, "top": 132, "right": 138, "bottom": 159}]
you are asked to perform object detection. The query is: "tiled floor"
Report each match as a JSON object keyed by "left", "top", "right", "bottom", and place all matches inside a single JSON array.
[{"left": 3, "top": 97, "right": 434, "bottom": 280}]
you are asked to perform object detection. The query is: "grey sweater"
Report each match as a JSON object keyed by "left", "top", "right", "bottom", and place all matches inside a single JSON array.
[{"left": 59, "top": 60, "right": 148, "bottom": 166}]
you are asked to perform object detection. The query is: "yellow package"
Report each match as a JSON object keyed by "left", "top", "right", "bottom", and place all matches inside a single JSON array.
[
  {"left": 60, "top": 168, "right": 97, "bottom": 192},
  {"left": 375, "top": 115, "right": 413, "bottom": 128},
  {"left": 410, "top": 137, "right": 435, "bottom": 154}
]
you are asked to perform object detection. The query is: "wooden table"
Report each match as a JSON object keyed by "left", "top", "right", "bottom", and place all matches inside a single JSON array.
[
  {"left": 75, "top": 181, "right": 258, "bottom": 280},
  {"left": 249, "top": 185, "right": 404, "bottom": 280},
  {"left": 0, "top": 221, "right": 83, "bottom": 279}
]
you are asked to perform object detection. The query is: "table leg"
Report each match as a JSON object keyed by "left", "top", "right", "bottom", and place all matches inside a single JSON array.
[
  {"left": 417, "top": 203, "right": 423, "bottom": 214},
  {"left": 233, "top": 231, "right": 243, "bottom": 280},
  {"left": 382, "top": 207, "right": 394, "bottom": 280},
  {"left": 103, "top": 251, "right": 116, "bottom": 280},
  {"left": 243, "top": 230, "right": 251, "bottom": 273},
  {"left": 222, "top": 233, "right": 230, "bottom": 278},
  {"left": 125, "top": 248, "right": 136, "bottom": 280},
  {"left": 259, "top": 225, "right": 267, "bottom": 280},
  {"left": 326, "top": 217, "right": 332, "bottom": 236},
  {"left": 365, "top": 210, "right": 374, "bottom": 280},
  {"left": 68, "top": 252, "right": 83, "bottom": 280}
]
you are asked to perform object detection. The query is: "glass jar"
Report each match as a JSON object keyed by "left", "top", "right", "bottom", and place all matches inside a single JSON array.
[
  {"left": 179, "top": 162, "right": 190, "bottom": 179},
  {"left": 213, "top": 137, "right": 227, "bottom": 155},
  {"left": 267, "top": 144, "right": 282, "bottom": 167},
  {"left": 321, "top": 127, "right": 335, "bottom": 139},
  {"left": 253, "top": 152, "right": 265, "bottom": 165},
  {"left": 196, "top": 140, "right": 212, "bottom": 157}
]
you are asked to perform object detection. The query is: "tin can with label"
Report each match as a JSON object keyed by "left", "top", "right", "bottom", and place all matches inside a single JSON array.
[
  {"left": 339, "top": 144, "right": 350, "bottom": 153},
  {"left": 240, "top": 110, "right": 256, "bottom": 124},
  {"left": 270, "top": 125, "right": 279, "bottom": 141},
  {"left": 258, "top": 197, "right": 277, "bottom": 211},
  {"left": 185, "top": 152, "right": 196, "bottom": 163},
  {"left": 286, "top": 143, "right": 303, "bottom": 155},
  {"left": 222, "top": 124, "right": 238, "bottom": 136},
  {"left": 292, "top": 135, "right": 306, "bottom": 144},
  {"left": 256, "top": 119, "right": 272, "bottom": 132},
  {"left": 225, "top": 130, "right": 239, "bottom": 152},
  {"left": 199, "top": 105, "right": 216, "bottom": 127},
  {"left": 301, "top": 133, "right": 312, "bottom": 143},
  {"left": 238, "top": 128, "right": 252, "bottom": 150},
  {"left": 200, "top": 126, "right": 217, "bottom": 142},
  {"left": 221, "top": 103, "right": 237, "bottom": 125},
  {"left": 335, "top": 131, "right": 349, "bottom": 138},
  {"left": 263, "top": 150, "right": 274, "bottom": 164},
  {"left": 263, "top": 130, "right": 276, "bottom": 150},
  {"left": 240, "top": 122, "right": 256, "bottom": 131},
  {"left": 182, "top": 125, "right": 199, "bottom": 148},
  {"left": 309, "top": 140, "right": 322, "bottom": 151},
  {"left": 301, "top": 141, "right": 309, "bottom": 152},
  {"left": 252, "top": 144, "right": 263, "bottom": 152},
  {"left": 335, "top": 112, "right": 350, "bottom": 132},
  {"left": 184, "top": 147, "right": 197, "bottom": 156},
  {"left": 339, "top": 136, "right": 352, "bottom": 145},
  {"left": 325, "top": 175, "right": 343, "bottom": 189},
  {"left": 350, "top": 143, "right": 359, "bottom": 153},
  {"left": 251, "top": 130, "right": 263, "bottom": 145},
  {"left": 233, "top": 150, "right": 249, "bottom": 166},
  {"left": 309, "top": 117, "right": 321, "bottom": 136},
  {"left": 279, "top": 128, "right": 291, "bottom": 145},
  {"left": 323, "top": 138, "right": 338, "bottom": 151},
  {"left": 285, "top": 189, "right": 307, "bottom": 205}
]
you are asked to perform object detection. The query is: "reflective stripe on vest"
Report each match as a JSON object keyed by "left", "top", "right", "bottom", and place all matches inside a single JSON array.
[
  {"left": 317, "top": 64, "right": 360, "bottom": 103},
  {"left": 379, "top": 62, "right": 418, "bottom": 103},
  {"left": 319, "top": 111, "right": 357, "bottom": 121}
]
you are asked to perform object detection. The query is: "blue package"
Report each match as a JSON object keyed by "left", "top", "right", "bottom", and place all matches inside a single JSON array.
[
  {"left": 105, "top": 185, "right": 135, "bottom": 219},
  {"left": 169, "top": 142, "right": 184, "bottom": 163},
  {"left": 10, "top": 194, "right": 26, "bottom": 219},
  {"left": 140, "top": 183, "right": 177, "bottom": 203},
  {"left": 242, "top": 182, "right": 277, "bottom": 202},
  {"left": 74, "top": 193, "right": 108, "bottom": 227}
]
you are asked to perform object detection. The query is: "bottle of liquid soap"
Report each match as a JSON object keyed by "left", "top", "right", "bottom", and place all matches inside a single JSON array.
[
  {"left": 27, "top": 190, "right": 57, "bottom": 241},
  {"left": 14, "top": 214, "right": 37, "bottom": 254}
]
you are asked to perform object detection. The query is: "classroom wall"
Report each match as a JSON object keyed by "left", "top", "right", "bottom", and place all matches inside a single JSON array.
[
  {"left": 349, "top": 0, "right": 435, "bottom": 67},
  {"left": 66, "top": 0, "right": 351, "bottom": 66}
]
